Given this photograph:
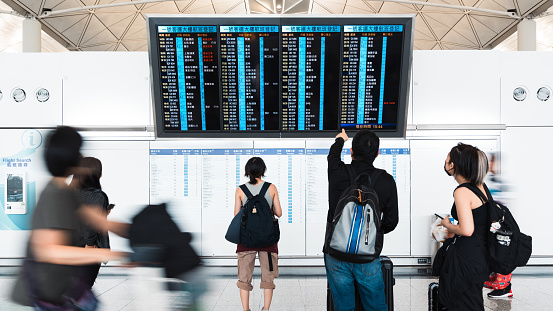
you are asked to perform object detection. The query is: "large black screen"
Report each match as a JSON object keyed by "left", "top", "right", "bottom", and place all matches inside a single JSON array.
[
  {"left": 220, "top": 25, "right": 280, "bottom": 131},
  {"left": 147, "top": 15, "right": 414, "bottom": 138}
]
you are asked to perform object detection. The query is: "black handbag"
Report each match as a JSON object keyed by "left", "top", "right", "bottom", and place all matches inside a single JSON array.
[
  {"left": 431, "top": 237, "right": 455, "bottom": 276},
  {"left": 225, "top": 209, "right": 243, "bottom": 244}
]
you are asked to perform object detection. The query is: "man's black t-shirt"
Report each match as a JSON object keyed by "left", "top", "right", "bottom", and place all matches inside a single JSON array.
[{"left": 327, "top": 137, "right": 399, "bottom": 234}]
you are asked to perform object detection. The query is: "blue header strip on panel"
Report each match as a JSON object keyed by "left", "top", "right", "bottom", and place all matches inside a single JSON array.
[
  {"left": 159, "top": 26, "right": 217, "bottom": 33},
  {"left": 306, "top": 149, "right": 329, "bottom": 155},
  {"left": 254, "top": 148, "right": 305, "bottom": 155},
  {"left": 150, "top": 149, "right": 202, "bottom": 155},
  {"left": 201, "top": 149, "right": 254, "bottom": 155},
  {"left": 344, "top": 25, "right": 403, "bottom": 32},
  {"left": 220, "top": 26, "right": 279, "bottom": 32},
  {"left": 379, "top": 148, "right": 410, "bottom": 155},
  {"left": 282, "top": 25, "right": 341, "bottom": 32},
  {"left": 150, "top": 148, "right": 408, "bottom": 156}
]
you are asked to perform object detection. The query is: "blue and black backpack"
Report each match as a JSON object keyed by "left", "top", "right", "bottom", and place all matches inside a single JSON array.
[{"left": 324, "top": 166, "right": 384, "bottom": 263}]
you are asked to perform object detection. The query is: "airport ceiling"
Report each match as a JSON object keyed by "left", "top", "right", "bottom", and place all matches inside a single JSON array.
[{"left": 1, "top": 0, "right": 553, "bottom": 52}]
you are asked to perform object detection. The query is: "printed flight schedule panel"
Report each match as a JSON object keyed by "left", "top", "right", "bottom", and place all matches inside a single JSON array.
[
  {"left": 281, "top": 25, "right": 341, "bottom": 131},
  {"left": 220, "top": 25, "right": 280, "bottom": 131},
  {"left": 156, "top": 26, "right": 220, "bottom": 131},
  {"left": 341, "top": 25, "right": 405, "bottom": 131}
]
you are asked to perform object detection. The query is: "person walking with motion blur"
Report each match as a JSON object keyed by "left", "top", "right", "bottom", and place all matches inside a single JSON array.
[
  {"left": 10, "top": 126, "right": 128, "bottom": 310},
  {"left": 70, "top": 156, "right": 112, "bottom": 288}
]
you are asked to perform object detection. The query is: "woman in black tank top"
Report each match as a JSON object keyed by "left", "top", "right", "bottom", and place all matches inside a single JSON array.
[{"left": 438, "top": 143, "right": 490, "bottom": 311}]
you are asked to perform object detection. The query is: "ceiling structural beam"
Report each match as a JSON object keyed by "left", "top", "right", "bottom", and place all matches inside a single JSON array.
[
  {"left": 379, "top": 0, "right": 521, "bottom": 19},
  {"left": 36, "top": 0, "right": 521, "bottom": 19},
  {"left": 254, "top": 0, "right": 276, "bottom": 13},
  {"left": 0, "top": 9, "right": 24, "bottom": 16},
  {"left": 38, "top": 0, "right": 176, "bottom": 17}
]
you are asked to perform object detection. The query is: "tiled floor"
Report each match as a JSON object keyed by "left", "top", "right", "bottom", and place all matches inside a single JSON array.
[{"left": 1, "top": 266, "right": 552, "bottom": 310}]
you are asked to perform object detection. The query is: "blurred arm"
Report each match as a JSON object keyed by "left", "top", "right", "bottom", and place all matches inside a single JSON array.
[
  {"left": 31, "top": 229, "right": 122, "bottom": 265},
  {"left": 79, "top": 205, "right": 130, "bottom": 238}
]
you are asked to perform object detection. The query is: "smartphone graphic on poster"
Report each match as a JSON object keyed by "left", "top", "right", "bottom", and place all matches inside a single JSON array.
[{"left": 5, "top": 172, "right": 26, "bottom": 214}]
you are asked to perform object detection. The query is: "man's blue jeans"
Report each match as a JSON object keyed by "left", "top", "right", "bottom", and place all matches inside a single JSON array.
[{"left": 324, "top": 253, "right": 388, "bottom": 311}]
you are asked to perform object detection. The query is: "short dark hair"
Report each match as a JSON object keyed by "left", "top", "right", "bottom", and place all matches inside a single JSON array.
[
  {"left": 244, "top": 157, "right": 266, "bottom": 184},
  {"left": 351, "top": 130, "right": 380, "bottom": 163},
  {"left": 448, "top": 143, "right": 488, "bottom": 186},
  {"left": 72, "top": 157, "right": 102, "bottom": 190},
  {"left": 44, "top": 126, "right": 82, "bottom": 177}
]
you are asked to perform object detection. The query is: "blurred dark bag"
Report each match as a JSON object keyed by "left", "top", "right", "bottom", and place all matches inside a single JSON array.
[
  {"left": 225, "top": 209, "right": 244, "bottom": 244},
  {"left": 129, "top": 203, "right": 201, "bottom": 278}
]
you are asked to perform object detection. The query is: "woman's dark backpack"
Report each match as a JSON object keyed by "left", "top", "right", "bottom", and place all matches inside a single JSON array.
[
  {"left": 239, "top": 182, "right": 280, "bottom": 248},
  {"left": 463, "top": 184, "right": 532, "bottom": 275}
]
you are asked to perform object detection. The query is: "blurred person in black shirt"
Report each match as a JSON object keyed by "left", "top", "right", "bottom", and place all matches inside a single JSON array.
[{"left": 11, "top": 126, "right": 127, "bottom": 309}]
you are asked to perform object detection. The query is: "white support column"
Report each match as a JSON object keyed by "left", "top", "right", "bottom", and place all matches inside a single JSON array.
[
  {"left": 517, "top": 18, "right": 536, "bottom": 51},
  {"left": 22, "top": 17, "right": 41, "bottom": 52}
]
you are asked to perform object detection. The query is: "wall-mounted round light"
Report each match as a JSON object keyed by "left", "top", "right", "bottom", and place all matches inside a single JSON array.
[
  {"left": 35, "top": 88, "right": 50, "bottom": 102},
  {"left": 513, "top": 86, "right": 527, "bottom": 102},
  {"left": 537, "top": 86, "right": 551, "bottom": 102},
  {"left": 12, "top": 88, "right": 26, "bottom": 102}
]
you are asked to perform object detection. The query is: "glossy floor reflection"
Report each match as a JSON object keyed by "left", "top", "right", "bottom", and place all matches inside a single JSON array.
[{"left": 1, "top": 266, "right": 552, "bottom": 311}]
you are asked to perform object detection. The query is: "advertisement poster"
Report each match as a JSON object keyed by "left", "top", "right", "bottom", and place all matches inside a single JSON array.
[{"left": 0, "top": 129, "right": 48, "bottom": 230}]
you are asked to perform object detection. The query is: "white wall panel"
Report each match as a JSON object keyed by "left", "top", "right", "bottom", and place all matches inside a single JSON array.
[
  {"left": 500, "top": 52, "right": 553, "bottom": 127},
  {"left": 0, "top": 53, "right": 62, "bottom": 127},
  {"left": 62, "top": 52, "right": 152, "bottom": 127},
  {"left": 410, "top": 138, "right": 498, "bottom": 256},
  {"left": 412, "top": 51, "right": 500, "bottom": 125},
  {"left": 501, "top": 127, "right": 553, "bottom": 256}
]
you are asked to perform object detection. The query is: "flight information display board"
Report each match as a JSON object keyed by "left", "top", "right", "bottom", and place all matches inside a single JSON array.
[
  {"left": 157, "top": 26, "right": 220, "bottom": 131},
  {"left": 341, "top": 25, "right": 404, "bottom": 130},
  {"left": 147, "top": 16, "right": 414, "bottom": 138},
  {"left": 281, "top": 25, "right": 341, "bottom": 131},
  {"left": 220, "top": 25, "right": 280, "bottom": 131}
]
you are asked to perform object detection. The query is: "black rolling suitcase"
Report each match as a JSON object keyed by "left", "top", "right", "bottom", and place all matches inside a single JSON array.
[
  {"left": 327, "top": 256, "right": 394, "bottom": 311},
  {"left": 428, "top": 282, "right": 439, "bottom": 311},
  {"left": 428, "top": 282, "right": 447, "bottom": 311}
]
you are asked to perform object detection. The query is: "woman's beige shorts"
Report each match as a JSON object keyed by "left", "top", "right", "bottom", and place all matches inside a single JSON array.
[{"left": 236, "top": 251, "right": 279, "bottom": 291}]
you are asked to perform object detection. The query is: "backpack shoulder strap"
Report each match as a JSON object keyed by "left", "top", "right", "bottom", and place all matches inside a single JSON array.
[
  {"left": 456, "top": 183, "right": 488, "bottom": 204},
  {"left": 482, "top": 183, "right": 496, "bottom": 203},
  {"left": 259, "top": 182, "right": 271, "bottom": 197},
  {"left": 353, "top": 168, "right": 384, "bottom": 186},
  {"left": 240, "top": 184, "right": 254, "bottom": 200},
  {"left": 345, "top": 165, "right": 356, "bottom": 184},
  {"left": 369, "top": 169, "right": 384, "bottom": 187}
]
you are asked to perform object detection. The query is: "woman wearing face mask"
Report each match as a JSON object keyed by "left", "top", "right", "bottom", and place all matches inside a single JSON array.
[{"left": 438, "top": 143, "right": 490, "bottom": 310}]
